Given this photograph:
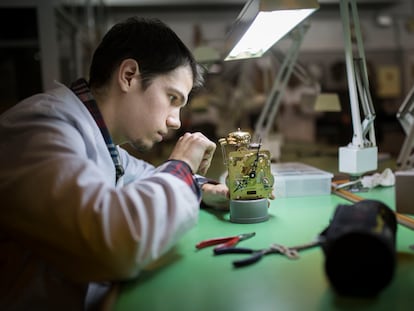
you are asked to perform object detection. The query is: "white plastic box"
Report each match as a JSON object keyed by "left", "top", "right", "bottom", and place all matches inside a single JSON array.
[{"left": 271, "top": 162, "right": 333, "bottom": 198}]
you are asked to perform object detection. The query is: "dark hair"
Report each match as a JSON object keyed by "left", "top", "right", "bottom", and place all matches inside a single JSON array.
[{"left": 89, "top": 17, "right": 204, "bottom": 91}]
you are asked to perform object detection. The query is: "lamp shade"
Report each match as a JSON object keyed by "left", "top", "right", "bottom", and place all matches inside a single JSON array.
[{"left": 224, "top": 0, "right": 319, "bottom": 60}]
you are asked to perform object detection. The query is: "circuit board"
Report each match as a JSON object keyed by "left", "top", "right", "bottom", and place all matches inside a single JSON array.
[{"left": 227, "top": 149, "right": 274, "bottom": 200}]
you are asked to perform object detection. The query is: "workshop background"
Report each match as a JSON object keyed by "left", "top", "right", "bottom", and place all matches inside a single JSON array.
[{"left": 1, "top": 0, "right": 413, "bottom": 178}]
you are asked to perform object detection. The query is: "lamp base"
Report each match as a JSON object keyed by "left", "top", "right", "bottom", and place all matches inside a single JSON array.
[
  {"left": 339, "top": 146, "right": 378, "bottom": 176},
  {"left": 230, "top": 198, "right": 269, "bottom": 224}
]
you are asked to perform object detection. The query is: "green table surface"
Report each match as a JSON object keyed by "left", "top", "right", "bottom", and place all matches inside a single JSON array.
[{"left": 113, "top": 186, "right": 414, "bottom": 311}]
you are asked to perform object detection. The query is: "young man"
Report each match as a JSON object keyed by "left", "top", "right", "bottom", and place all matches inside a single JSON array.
[{"left": 0, "top": 17, "right": 228, "bottom": 310}]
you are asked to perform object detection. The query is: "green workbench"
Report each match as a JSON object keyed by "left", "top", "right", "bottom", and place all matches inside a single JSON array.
[{"left": 112, "top": 186, "right": 414, "bottom": 311}]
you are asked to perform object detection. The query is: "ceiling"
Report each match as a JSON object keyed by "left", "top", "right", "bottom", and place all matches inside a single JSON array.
[
  {"left": 57, "top": 0, "right": 402, "bottom": 14},
  {"left": 0, "top": 0, "right": 402, "bottom": 9},
  {"left": 70, "top": 0, "right": 397, "bottom": 5}
]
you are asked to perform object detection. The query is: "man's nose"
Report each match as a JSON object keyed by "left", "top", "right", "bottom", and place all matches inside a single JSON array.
[{"left": 166, "top": 114, "right": 181, "bottom": 130}]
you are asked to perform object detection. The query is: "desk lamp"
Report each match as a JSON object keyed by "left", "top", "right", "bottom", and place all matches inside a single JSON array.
[
  {"left": 224, "top": 0, "right": 319, "bottom": 143},
  {"left": 395, "top": 83, "right": 414, "bottom": 214},
  {"left": 337, "top": 0, "right": 378, "bottom": 185},
  {"left": 224, "top": 0, "right": 319, "bottom": 61},
  {"left": 220, "top": 0, "right": 319, "bottom": 223}
]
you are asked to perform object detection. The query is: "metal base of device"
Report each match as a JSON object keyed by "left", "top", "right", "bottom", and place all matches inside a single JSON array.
[{"left": 230, "top": 198, "right": 269, "bottom": 224}]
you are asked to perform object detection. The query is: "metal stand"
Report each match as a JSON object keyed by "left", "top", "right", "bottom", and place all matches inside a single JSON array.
[
  {"left": 338, "top": 0, "right": 378, "bottom": 177},
  {"left": 253, "top": 22, "right": 309, "bottom": 143}
]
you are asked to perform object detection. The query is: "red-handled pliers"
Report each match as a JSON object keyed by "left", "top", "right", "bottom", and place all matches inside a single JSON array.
[{"left": 195, "top": 232, "right": 256, "bottom": 250}]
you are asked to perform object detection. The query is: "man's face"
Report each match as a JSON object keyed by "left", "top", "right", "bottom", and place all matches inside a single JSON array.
[{"left": 118, "top": 65, "right": 194, "bottom": 151}]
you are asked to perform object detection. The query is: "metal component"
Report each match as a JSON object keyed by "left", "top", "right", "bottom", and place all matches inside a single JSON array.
[
  {"left": 269, "top": 243, "right": 300, "bottom": 259},
  {"left": 219, "top": 128, "right": 251, "bottom": 167},
  {"left": 219, "top": 129, "right": 274, "bottom": 201}
]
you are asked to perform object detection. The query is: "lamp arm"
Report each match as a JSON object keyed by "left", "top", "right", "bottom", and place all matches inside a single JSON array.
[
  {"left": 397, "top": 125, "right": 414, "bottom": 170},
  {"left": 253, "top": 22, "right": 309, "bottom": 142},
  {"left": 396, "top": 84, "right": 414, "bottom": 170},
  {"left": 354, "top": 58, "right": 376, "bottom": 142},
  {"left": 338, "top": 0, "right": 378, "bottom": 177},
  {"left": 340, "top": 0, "right": 376, "bottom": 149},
  {"left": 271, "top": 49, "right": 314, "bottom": 87},
  {"left": 397, "top": 84, "right": 414, "bottom": 134}
]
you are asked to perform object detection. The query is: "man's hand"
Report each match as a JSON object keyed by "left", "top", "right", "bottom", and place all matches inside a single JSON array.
[
  {"left": 169, "top": 132, "right": 216, "bottom": 176},
  {"left": 201, "top": 183, "right": 229, "bottom": 210}
]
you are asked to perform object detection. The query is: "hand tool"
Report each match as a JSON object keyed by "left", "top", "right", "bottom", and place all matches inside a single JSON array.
[
  {"left": 214, "top": 238, "right": 322, "bottom": 268},
  {"left": 195, "top": 232, "right": 256, "bottom": 250}
]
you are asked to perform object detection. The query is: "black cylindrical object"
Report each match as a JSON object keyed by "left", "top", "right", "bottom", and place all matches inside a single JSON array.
[{"left": 321, "top": 199, "right": 397, "bottom": 297}]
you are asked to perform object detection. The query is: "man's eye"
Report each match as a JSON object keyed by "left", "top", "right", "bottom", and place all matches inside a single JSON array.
[{"left": 169, "top": 95, "right": 177, "bottom": 103}]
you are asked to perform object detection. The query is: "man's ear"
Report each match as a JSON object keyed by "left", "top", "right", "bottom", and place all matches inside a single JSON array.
[{"left": 118, "top": 58, "right": 139, "bottom": 92}]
